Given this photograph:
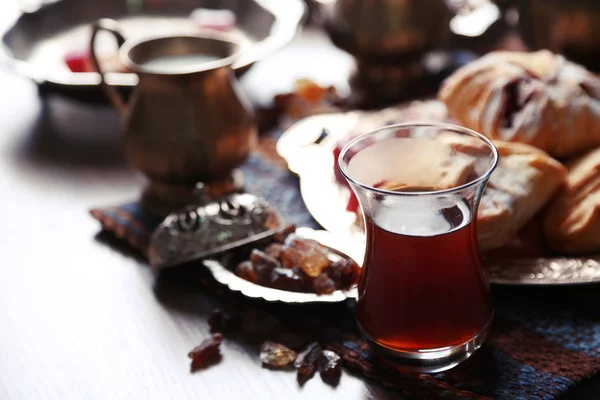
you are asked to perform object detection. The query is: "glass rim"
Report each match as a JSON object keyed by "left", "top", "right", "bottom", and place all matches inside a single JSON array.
[{"left": 338, "top": 122, "right": 499, "bottom": 197}]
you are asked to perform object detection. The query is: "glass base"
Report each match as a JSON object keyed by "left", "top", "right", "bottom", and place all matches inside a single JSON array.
[{"left": 360, "top": 317, "right": 492, "bottom": 373}]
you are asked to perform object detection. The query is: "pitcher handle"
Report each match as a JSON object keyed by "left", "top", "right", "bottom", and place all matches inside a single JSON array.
[{"left": 90, "top": 18, "right": 128, "bottom": 117}]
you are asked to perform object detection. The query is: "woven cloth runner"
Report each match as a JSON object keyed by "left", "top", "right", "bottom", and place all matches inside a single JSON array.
[{"left": 91, "top": 139, "right": 600, "bottom": 400}]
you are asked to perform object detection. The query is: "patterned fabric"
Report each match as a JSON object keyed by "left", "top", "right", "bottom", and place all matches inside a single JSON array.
[{"left": 90, "top": 144, "right": 600, "bottom": 400}]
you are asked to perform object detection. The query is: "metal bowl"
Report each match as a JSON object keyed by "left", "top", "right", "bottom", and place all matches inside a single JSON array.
[
  {"left": 203, "top": 227, "right": 362, "bottom": 304},
  {"left": 0, "top": 0, "right": 305, "bottom": 101}
]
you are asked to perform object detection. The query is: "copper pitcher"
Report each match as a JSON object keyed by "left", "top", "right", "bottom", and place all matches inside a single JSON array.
[{"left": 90, "top": 19, "right": 256, "bottom": 212}]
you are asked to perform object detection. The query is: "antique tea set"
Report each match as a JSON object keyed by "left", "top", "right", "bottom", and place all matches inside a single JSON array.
[
  {"left": 89, "top": 19, "right": 364, "bottom": 303},
  {"left": 80, "top": 0, "right": 600, "bottom": 374}
]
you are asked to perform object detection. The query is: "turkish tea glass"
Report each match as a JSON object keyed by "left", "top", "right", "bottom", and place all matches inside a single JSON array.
[{"left": 338, "top": 123, "right": 498, "bottom": 372}]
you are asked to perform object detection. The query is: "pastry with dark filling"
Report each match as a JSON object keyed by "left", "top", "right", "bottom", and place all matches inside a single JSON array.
[
  {"left": 545, "top": 148, "right": 600, "bottom": 254},
  {"left": 439, "top": 50, "right": 600, "bottom": 158}
]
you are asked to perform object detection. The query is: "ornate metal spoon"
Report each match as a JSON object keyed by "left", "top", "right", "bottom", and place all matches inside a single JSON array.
[{"left": 149, "top": 192, "right": 285, "bottom": 271}]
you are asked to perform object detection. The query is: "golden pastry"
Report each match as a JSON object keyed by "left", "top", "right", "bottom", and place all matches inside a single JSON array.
[
  {"left": 544, "top": 148, "right": 600, "bottom": 254},
  {"left": 477, "top": 141, "right": 566, "bottom": 251},
  {"left": 438, "top": 50, "right": 600, "bottom": 158},
  {"left": 352, "top": 133, "right": 566, "bottom": 251},
  {"left": 483, "top": 214, "right": 549, "bottom": 259}
]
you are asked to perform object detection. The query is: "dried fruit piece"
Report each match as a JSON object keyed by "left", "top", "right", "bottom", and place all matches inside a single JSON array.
[
  {"left": 188, "top": 333, "right": 223, "bottom": 372},
  {"left": 296, "top": 78, "right": 330, "bottom": 105},
  {"left": 344, "top": 261, "right": 361, "bottom": 287},
  {"left": 330, "top": 258, "right": 361, "bottom": 288},
  {"left": 251, "top": 249, "right": 281, "bottom": 281},
  {"left": 235, "top": 261, "right": 258, "bottom": 283},
  {"left": 271, "top": 78, "right": 340, "bottom": 120},
  {"left": 283, "top": 236, "right": 330, "bottom": 277},
  {"left": 233, "top": 227, "right": 360, "bottom": 295},
  {"left": 264, "top": 243, "right": 286, "bottom": 260},
  {"left": 270, "top": 267, "right": 305, "bottom": 292},
  {"left": 313, "top": 273, "right": 336, "bottom": 295},
  {"left": 294, "top": 343, "right": 323, "bottom": 386},
  {"left": 326, "top": 259, "right": 344, "bottom": 284},
  {"left": 251, "top": 249, "right": 280, "bottom": 266},
  {"left": 260, "top": 342, "right": 297, "bottom": 369},
  {"left": 291, "top": 267, "right": 311, "bottom": 290},
  {"left": 319, "top": 350, "right": 342, "bottom": 387},
  {"left": 328, "top": 258, "right": 361, "bottom": 287}
]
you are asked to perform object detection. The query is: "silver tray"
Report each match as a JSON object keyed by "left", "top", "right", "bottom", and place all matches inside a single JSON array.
[
  {"left": 276, "top": 112, "right": 600, "bottom": 286},
  {"left": 0, "top": 0, "right": 305, "bottom": 101}
]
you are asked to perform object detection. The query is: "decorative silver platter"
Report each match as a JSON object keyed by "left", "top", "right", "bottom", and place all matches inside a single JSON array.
[
  {"left": 276, "top": 112, "right": 600, "bottom": 286},
  {"left": 0, "top": 0, "right": 305, "bottom": 101},
  {"left": 203, "top": 227, "right": 362, "bottom": 304}
]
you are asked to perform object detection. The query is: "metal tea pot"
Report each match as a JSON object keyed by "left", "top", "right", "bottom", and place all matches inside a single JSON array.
[
  {"left": 90, "top": 19, "right": 256, "bottom": 213},
  {"left": 324, "top": 0, "right": 505, "bottom": 61}
]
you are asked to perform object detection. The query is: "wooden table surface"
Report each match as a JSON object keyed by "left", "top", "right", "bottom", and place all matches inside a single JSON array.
[{"left": 0, "top": 2, "right": 598, "bottom": 399}]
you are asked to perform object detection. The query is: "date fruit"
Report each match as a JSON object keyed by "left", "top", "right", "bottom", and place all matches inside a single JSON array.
[
  {"left": 319, "top": 350, "right": 342, "bottom": 387},
  {"left": 294, "top": 342, "right": 323, "bottom": 386}
]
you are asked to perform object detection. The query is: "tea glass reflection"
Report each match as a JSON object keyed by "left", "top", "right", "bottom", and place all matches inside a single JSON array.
[{"left": 338, "top": 123, "right": 498, "bottom": 372}]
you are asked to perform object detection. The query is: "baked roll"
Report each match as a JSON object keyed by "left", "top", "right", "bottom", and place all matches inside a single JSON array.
[
  {"left": 477, "top": 141, "right": 566, "bottom": 251},
  {"left": 438, "top": 50, "right": 600, "bottom": 158},
  {"left": 544, "top": 148, "right": 600, "bottom": 254}
]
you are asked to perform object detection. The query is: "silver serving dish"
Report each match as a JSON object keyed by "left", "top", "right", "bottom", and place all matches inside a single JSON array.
[
  {"left": 203, "top": 227, "right": 361, "bottom": 304},
  {"left": 0, "top": 0, "right": 305, "bottom": 101},
  {"left": 277, "top": 111, "right": 600, "bottom": 286}
]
